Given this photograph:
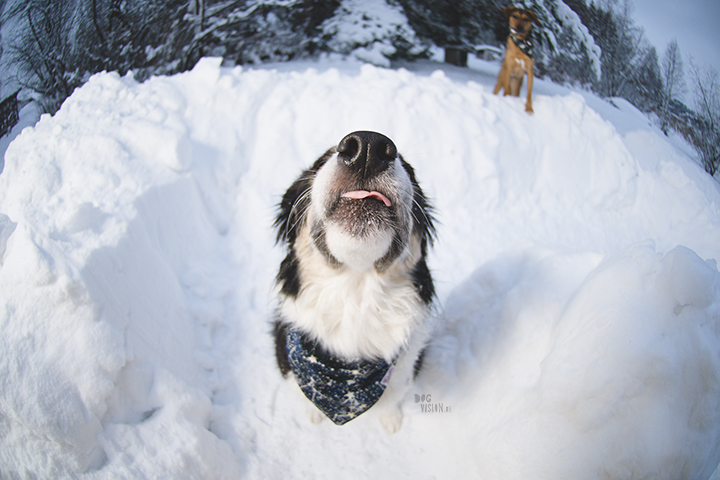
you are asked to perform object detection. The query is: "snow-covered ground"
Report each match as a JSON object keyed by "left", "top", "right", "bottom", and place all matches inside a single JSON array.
[{"left": 1, "top": 56, "right": 720, "bottom": 479}]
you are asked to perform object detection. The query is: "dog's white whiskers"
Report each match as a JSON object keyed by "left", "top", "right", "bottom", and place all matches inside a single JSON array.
[
  {"left": 411, "top": 197, "right": 433, "bottom": 233},
  {"left": 285, "top": 188, "right": 312, "bottom": 238}
]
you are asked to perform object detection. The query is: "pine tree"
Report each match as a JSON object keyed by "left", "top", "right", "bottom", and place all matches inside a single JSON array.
[
  {"left": 398, "top": 0, "right": 496, "bottom": 48},
  {"left": 659, "top": 39, "right": 686, "bottom": 134},
  {"left": 626, "top": 45, "right": 662, "bottom": 112},
  {"left": 320, "top": 0, "right": 426, "bottom": 66}
]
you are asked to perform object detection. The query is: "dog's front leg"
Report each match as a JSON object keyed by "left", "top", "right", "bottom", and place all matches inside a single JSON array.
[
  {"left": 373, "top": 332, "right": 429, "bottom": 433},
  {"left": 525, "top": 60, "right": 535, "bottom": 114},
  {"left": 373, "top": 364, "right": 412, "bottom": 434},
  {"left": 493, "top": 64, "right": 507, "bottom": 95}
]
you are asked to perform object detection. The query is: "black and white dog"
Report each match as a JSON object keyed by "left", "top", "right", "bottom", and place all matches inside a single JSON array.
[{"left": 273, "top": 131, "right": 435, "bottom": 433}]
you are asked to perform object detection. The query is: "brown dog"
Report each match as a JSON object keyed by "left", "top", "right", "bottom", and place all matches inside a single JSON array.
[{"left": 493, "top": 6, "right": 539, "bottom": 114}]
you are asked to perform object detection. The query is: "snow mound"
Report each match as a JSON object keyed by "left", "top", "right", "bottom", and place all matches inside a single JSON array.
[
  {"left": 1, "top": 57, "right": 720, "bottom": 479},
  {"left": 437, "top": 244, "right": 720, "bottom": 478}
]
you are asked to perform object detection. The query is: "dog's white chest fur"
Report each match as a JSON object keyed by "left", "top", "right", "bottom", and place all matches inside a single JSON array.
[{"left": 280, "top": 227, "right": 425, "bottom": 361}]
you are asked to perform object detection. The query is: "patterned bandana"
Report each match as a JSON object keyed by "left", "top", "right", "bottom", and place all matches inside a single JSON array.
[
  {"left": 286, "top": 327, "right": 395, "bottom": 425},
  {"left": 511, "top": 33, "right": 534, "bottom": 59}
]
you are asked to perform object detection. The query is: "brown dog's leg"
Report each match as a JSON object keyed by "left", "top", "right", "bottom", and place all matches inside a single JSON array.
[
  {"left": 510, "top": 74, "right": 523, "bottom": 97},
  {"left": 525, "top": 61, "right": 534, "bottom": 114},
  {"left": 493, "top": 65, "right": 506, "bottom": 95}
]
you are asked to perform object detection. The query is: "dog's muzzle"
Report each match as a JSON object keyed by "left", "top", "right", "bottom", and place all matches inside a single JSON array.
[{"left": 311, "top": 130, "right": 413, "bottom": 270}]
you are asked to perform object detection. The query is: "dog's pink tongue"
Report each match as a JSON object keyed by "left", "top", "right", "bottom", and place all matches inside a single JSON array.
[{"left": 342, "top": 190, "right": 392, "bottom": 207}]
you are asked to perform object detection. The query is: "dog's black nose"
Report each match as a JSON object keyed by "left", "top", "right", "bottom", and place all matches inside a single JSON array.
[{"left": 337, "top": 131, "right": 397, "bottom": 178}]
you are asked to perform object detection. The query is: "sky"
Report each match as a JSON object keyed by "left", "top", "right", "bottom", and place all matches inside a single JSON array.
[{"left": 631, "top": 0, "right": 720, "bottom": 102}]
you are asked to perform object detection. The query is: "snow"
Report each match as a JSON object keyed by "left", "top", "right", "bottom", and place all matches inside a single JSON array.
[{"left": 1, "top": 56, "right": 720, "bottom": 479}]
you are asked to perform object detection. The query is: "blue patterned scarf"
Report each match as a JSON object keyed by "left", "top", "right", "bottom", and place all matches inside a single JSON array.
[
  {"left": 286, "top": 327, "right": 395, "bottom": 425},
  {"left": 511, "top": 33, "right": 534, "bottom": 59}
]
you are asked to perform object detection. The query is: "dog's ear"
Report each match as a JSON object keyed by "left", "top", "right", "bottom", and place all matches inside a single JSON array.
[
  {"left": 528, "top": 10, "right": 540, "bottom": 25},
  {"left": 274, "top": 149, "right": 334, "bottom": 245},
  {"left": 275, "top": 174, "right": 311, "bottom": 245},
  {"left": 400, "top": 157, "right": 436, "bottom": 305},
  {"left": 503, "top": 6, "right": 517, "bottom": 18}
]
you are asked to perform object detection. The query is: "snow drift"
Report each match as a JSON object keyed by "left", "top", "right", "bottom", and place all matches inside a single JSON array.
[{"left": 1, "top": 57, "right": 720, "bottom": 479}]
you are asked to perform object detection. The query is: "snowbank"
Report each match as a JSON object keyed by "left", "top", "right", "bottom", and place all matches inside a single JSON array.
[{"left": 1, "top": 57, "right": 719, "bottom": 479}]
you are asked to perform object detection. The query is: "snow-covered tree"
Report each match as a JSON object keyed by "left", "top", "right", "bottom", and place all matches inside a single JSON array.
[
  {"left": 689, "top": 60, "right": 720, "bottom": 176},
  {"left": 2, "top": 0, "right": 341, "bottom": 112},
  {"left": 519, "top": 0, "right": 601, "bottom": 87},
  {"left": 625, "top": 44, "right": 662, "bottom": 112},
  {"left": 320, "top": 0, "right": 426, "bottom": 67},
  {"left": 567, "top": 0, "right": 663, "bottom": 112},
  {"left": 593, "top": 0, "right": 644, "bottom": 98},
  {"left": 185, "top": 0, "right": 339, "bottom": 65},
  {"left": 659, "top": 38, "right": 686, "bottom": 134},
  {"left": 398, "top": 0, "right": 500, "bottom": 48},
  {"left": 4, "top": 0, "right": 91, "bottom": 112}
]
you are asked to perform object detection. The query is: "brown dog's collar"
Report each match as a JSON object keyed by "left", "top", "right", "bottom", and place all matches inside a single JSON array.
[{"left": 510, "top": 33, "right": 534, "bottom": 59}]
